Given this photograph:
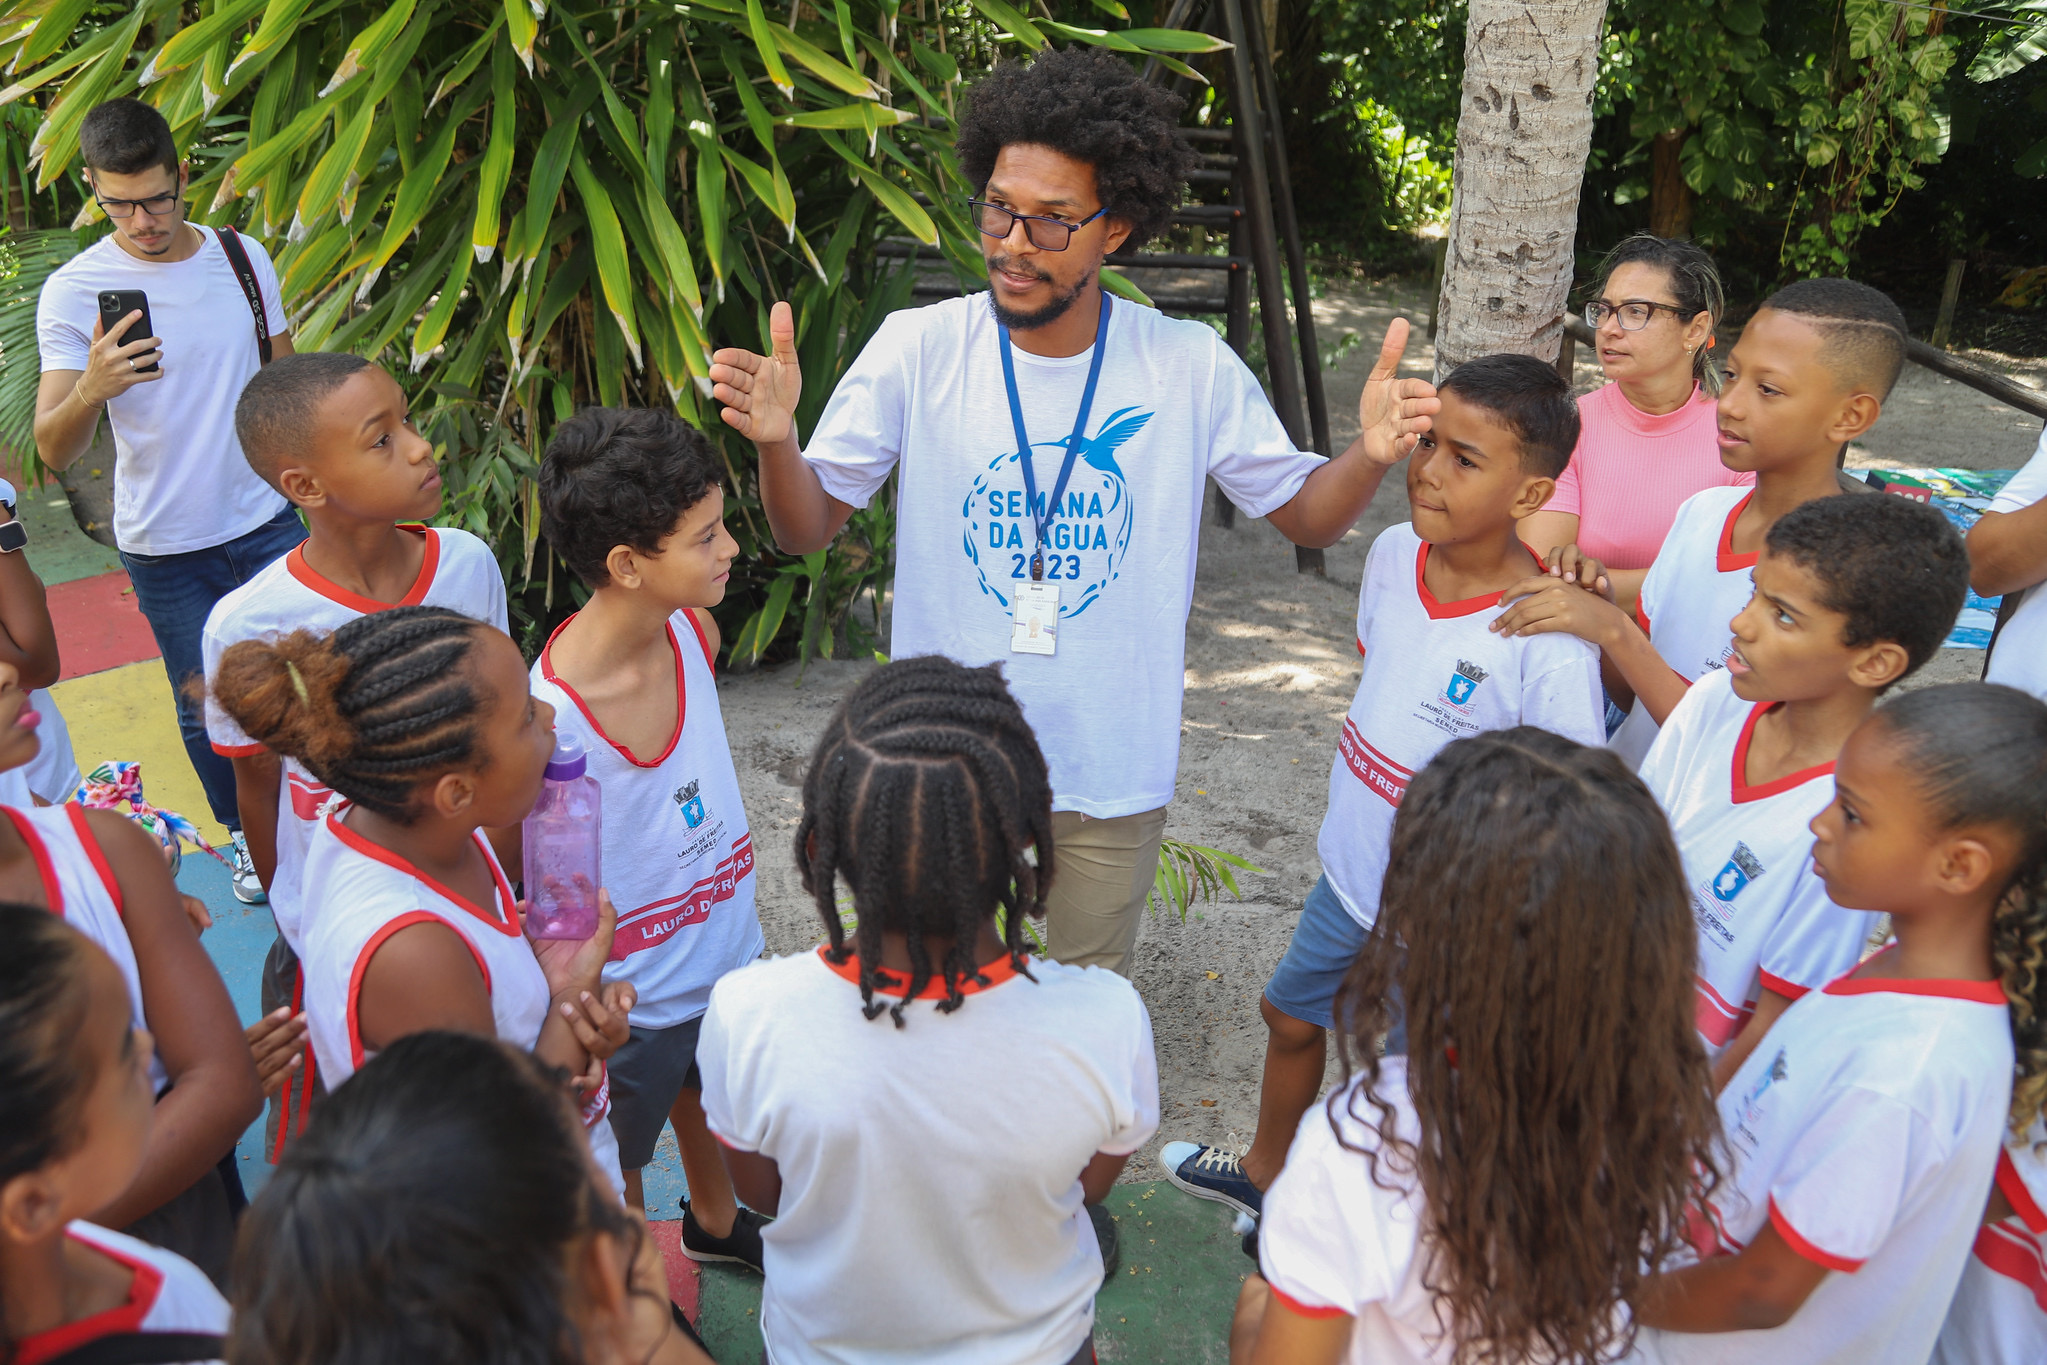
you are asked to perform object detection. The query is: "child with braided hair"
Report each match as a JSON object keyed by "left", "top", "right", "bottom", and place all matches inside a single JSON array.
[
  {"left": 1633, "top": 682, "right": 2047, "bottom": 1365},
  {"left": 697, "top": 655, "right": 1160, "bottom": 1365},
  {"left": 207, "top": 605, "right": 633, "bottom": 1197}
]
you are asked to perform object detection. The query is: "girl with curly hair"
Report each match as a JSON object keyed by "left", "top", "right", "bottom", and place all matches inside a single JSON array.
[
  {"left": 1232, "top": 726, "right": 1719, "bottom": 1365},
  {"left": 1634, "top": 682, "right": 2046, "bottom": 1365}
]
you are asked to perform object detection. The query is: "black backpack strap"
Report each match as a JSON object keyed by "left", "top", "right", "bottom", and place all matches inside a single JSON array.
[
  {"left": 212, "top": 225, "right": 272, "bottom": 366},
  {"left": 43, "top": 1331, "right": 227, "bottom": 1365}
]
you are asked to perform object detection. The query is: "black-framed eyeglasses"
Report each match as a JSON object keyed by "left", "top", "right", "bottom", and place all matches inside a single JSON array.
[
  {"left": 1584, "top": 298, "right": 1694, "bottom": 331},
  {"left": 970, "top": 199, "right": 1108, "bottom": 251},
  {"left": 94, "top": 190, "right": 183, "bottom": 220}
]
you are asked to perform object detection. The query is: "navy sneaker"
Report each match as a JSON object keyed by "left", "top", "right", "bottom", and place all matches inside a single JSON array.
[
  {"left": 680, "top": 1198, "right": 768, "bottom": 1274},
  {"left": 1158, "top": 1141, "right": 1262, "bottom": 1219}
]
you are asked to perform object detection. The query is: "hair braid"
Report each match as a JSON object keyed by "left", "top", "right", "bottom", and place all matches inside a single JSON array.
[
  {"left": 796, "top": 657, "right": 1053, "bottom": 1027},
  {"left": 208, "top": 605, "right": 493, "bottom": 823},
  {"left": 1873, "top": 684, "right": 2047, "bottom": 1134}
]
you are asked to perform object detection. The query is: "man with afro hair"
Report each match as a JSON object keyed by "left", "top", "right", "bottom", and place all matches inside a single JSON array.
[{"left": 711, "top": 47, "right": 1437, "bottom": 980}]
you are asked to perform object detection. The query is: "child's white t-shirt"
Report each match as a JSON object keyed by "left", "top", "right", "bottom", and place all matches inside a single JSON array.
[
  {"left": 11, "top": 1222, "right": 229, "bottom": 1365},
  {"left": 1319, "top": 523, "right": 1604, "bottom": 929},
  {"left": 1611, "top": 486, "right": 1756, "bottom": 767},
  {"left": 529, "top": 609, "right": 763, "bottom": 1029},
  {"left": 699, "top": 946, "right": 1160, "bottom": 1365},
  {"left": 1984, "top": 430, "right": 2047, "bottom": 699},
  {"left": 800, "top": 293, "right": 1324, "bottom": 820},
  {"left": 201, "top": 527, "right": 508, "bottom": 954},
  {"left": 1631, "top": 960, "right": 2013, "bottom": 1365},
  {"left": 1258, "top": 1058, "right": 1459, "bottom": 1364},
  {"left": 1635, "top": 670, "right": 1876, "bottom": 1056},
  {"left": 1931, "top": 1115, "right": 2047, "bottom": 1365}
]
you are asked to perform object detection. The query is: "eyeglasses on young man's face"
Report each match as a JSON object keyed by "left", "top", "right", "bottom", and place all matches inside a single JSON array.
[
  {"left": 1584, "top": 299, "right": 1695, "bottom": 331},
  {"left": 970, "top": 199, "right": 1108, "bottom": 252},
  {"left": 91, "top": 183, "right": 183, "bottom": 220}
]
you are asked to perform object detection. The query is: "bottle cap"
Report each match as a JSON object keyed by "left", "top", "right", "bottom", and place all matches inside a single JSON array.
[{"left": 544, "top": 731, "right": 587, "bottom": 781}]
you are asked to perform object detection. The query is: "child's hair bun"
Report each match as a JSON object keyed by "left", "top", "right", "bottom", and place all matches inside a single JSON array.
[{"left": 212, "top": 631, "right": 356, "bottom": 770}]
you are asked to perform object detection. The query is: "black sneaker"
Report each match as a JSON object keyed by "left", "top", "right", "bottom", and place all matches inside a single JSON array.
[
  {"left": 680, "top": 1198, "right": 768, "bottom": 1273},
  {"left": 1088, "top": 1203, "right": 1120, "bottom": 1278}
]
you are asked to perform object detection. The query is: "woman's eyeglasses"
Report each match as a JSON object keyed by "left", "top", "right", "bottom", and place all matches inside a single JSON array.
[
  {"left": 969, "top": 200, "right": 1107, "bottom": 252},
  {"left": 1583, "top": 299, "right": 1693, "bottom": 331},
  {"left": 94, "top": 191, "right": 183, "bottom": 220}
]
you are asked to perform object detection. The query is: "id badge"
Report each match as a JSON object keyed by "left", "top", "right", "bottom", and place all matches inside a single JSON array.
[{"left": 1010, "top": 581, "right": 1059, "bottom": 656}]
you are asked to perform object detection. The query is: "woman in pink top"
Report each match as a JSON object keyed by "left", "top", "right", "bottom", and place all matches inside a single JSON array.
[{"left": 1521, "top": 235, "right": 1751, "bottom": 612}]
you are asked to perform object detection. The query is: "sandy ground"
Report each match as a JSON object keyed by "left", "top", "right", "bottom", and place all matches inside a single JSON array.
[{"left": 712, "top": 275, "right": 2039, "bottom": 1183}]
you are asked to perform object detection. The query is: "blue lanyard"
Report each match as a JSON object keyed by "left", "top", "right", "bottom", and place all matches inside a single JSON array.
[{"left": 997, "top": 290, "right": 1112, "bottom": 582}]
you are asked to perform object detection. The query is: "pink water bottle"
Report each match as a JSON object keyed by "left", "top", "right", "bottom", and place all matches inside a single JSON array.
[{"left": 523, "top": 733, "right": 601, "bottom": 941}]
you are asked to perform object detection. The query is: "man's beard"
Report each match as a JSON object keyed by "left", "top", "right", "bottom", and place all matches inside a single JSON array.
[{"left": 985, "top": 256, "right": 1086, "bottom": 331}]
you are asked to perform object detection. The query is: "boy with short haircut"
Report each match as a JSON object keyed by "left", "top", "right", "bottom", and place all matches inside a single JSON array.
[
  {"left": 1639, "top": 493, "right": 1968, "bottom": 1089},
  {"left": 1494, "top": 278, "right": 1908, "bottom": 766},
  {"left": 1160, "top": 354, "right": 1605, "bottom": 1215},
  {"left": 201, "top": 352, "right": 507, "bottom": 1149},
  {"left": 532, "top": 406, "right": 765, "bottom": 1268}
]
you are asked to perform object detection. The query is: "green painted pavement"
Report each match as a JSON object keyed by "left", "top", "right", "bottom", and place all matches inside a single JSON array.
[
  {"left": 696, "top": 1180, "right": 1253, "bottom": 1364},
  {"left": 15, "top": 480, "right": 121, "bottom": 587}
]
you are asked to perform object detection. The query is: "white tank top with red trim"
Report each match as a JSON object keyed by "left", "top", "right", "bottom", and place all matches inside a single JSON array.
[
  {"left": 298, "top": 810, "right": 622, "bottom": 1191},
  {"left": 530, "top": 609, "right": 762, "bottom": 1029},
  {"left": 10, "top": 1222, "right": 229, "bottom": 1365},
  {"left": 6, "top": 803, "right": 167, "bottom": 1092}
]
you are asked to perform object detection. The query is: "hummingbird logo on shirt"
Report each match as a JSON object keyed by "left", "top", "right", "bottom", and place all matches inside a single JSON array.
[
  {"left": 1444, "top": 660, "right": 1488, "bottom": 709},
  {"left": 1710, "top": 843, "right": 1764, "bottom": 903},
  {"left": 960, "top": 407, "right": 1151, "bottom": 619},
  {"left": 673, "top": 779, "right": 707, "bottom": 829}
]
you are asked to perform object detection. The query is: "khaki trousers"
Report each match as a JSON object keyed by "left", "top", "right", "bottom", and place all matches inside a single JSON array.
[{"left": 1043, "top": 806, "right": 1169, "bottom": 977}]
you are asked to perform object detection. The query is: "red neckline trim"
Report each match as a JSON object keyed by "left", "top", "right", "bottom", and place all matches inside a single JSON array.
[
  {"left": 1822, "top": 950, "right": 2006, "bottom": 1004},
  {"left": 286, "top": 526, "right": 438, "bottom": 614},
  {"left": 1716, "top": 492, "right": 1759, "bottom": 573},
  {"left": 1412, "top": 541, "right": 1546, "bottom": 620},
  {"left": 13, "top": 1229, "right": 164, "bottom": 1365},
  {"left": 4, "top": 805, "right": 62, "bottom": 916},
  {"left": 538, "top": 612, "right": 687, "bottom": 769},
  {"left": 814, "top": 944, "right": 1023, "bottom": 998},
  {"left": 1729, "top": 703, "right": 1836, "bottom": 804},
  {"left": 325, "top": 812, "right": 519, "bottom": 936}
]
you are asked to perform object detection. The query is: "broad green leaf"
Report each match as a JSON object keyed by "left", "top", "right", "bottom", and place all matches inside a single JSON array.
[
  {"left": 227, "top": 0, "right": 317, "bottom": 84},
  {"left": 29, "top": 2, "right": 156, "bottom": 187},
  {"left": 17, "top": 0, "right": 97, "bottom": 70},
  {"left": 295, "top": 91, "right": 379, "bottom": 234},
  {"left": 721, "top": 144, "right": 795, "bottom": 226},
  {"left": 1040, "top": 22, "right": 1145, "bottom": 54},
  {"left": 410, "top": 242, "right": 474, "bottom": 368},
  {"left": 0, "top": 19, "right": 126, "bottom": 105},
  {"left": 1099, "top": 267, "right": 1152, "bottom": 308},
  {"left": 1086, "top": 0, "right": 1129, "bottom": 17},
  {"left": 1111, "top": 26, "right": 1231, "bottom": 52},
  {"left": 358, "top": 81, "right": 487, "bottom": 296},
  {"left": 567, "top": 147, "right": 643, "bottom": 368},
  {"left": 323, "top": 0, "right": 420, "bottom": 95},
  {"left": 767, "top": 21, "right": 881, "bottom": 99},
  {"left": 640, "top": 173, "right": 705, "bottom": 314},
  {"left": 779, "top": 102, "right": 916, "bottom": 129},
  {"left": 504, "top": 0, "right": 539, "bottom": 69},
  {"left": 646, "top": 26, "right": 675, "bottom": 190},
  {"left": 504, "top": 79, "right": 597, "bottom": 269},
  {"left": 2018, "top": 134, "right": 2047, "bottom": 178},
  {"left": 968, "top": 0, "right": 1045, "bottom": 49},
  {"left": 713, "top": 38, "right": 780, "bottom": 153},
  {"left": 689, "top": 125, "right": 728, "bottom": 292},
  {"left": 470, "top": 35, "right": 517, "bottom": 262},
  {"left": 430, "top": 14, "right": 502, "bottom": 107},
  {"left": 848, "top": 160, "right": 935, "bottom": 244},
  {"left": 137, "top": 0, "right": 267, "bottom": 84},
  {"left": 832, "top": 0, "right": 858, "bottom": 68},
  {"left": 744, "top": 0, "right": 795, "bottom": 98}
]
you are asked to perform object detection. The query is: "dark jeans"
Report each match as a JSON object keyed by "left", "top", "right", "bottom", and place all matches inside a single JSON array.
[{"left": 120, "top": 504, "right": 305, "bottom": 831}]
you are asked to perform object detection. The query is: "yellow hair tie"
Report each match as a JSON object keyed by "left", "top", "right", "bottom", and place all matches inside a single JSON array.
[{"left": 285, "top": 660, "right": 310, "bottom": 706}]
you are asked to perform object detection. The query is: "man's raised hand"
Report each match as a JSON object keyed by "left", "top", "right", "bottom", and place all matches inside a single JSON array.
[
  {"left": 1356, "top": 317, "right": 1439, "bottom": 467},
  {"left": 710, "top": 300, "right": 803, "bottom": 446}
]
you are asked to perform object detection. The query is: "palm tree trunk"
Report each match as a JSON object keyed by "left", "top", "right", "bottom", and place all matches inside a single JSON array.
[{"left": 1433, "top": 0, "right": 1610, "bottom": 378}]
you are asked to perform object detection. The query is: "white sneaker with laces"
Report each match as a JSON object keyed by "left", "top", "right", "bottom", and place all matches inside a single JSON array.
[{"left": 230, "top": 829, "right": 266, "bottom": 905}]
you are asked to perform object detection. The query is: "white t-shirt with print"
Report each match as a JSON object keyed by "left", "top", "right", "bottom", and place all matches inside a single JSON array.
[
  {"left": 1258, "top": 1058, "right": 1459, "bottom": 1364},
  {"left": 1636, "top": 670, "right": 1876, "bottom": 1056},
  {"left": 201, "top": 527, "right": 508, "bottom": 955},
  {"left": 1611, "top": 486, "right": 1757, "bottom": 767},
  {"left": 801, "top": 293, "right": 1324, "bottom": 818},
  {"left": 529, "top": 609, "right": 763, "bottom": 1029},
  {"left": 37, "top": 231, "right": 290, "bottom": 555},
  {"left": 1319, "top": 523, "right": 1604, "bottom": 929},
  {"left": 11, "top": 1222, "right": 229, "bottom": 1365},
  {"left": 1984, "top": 428, "right": 2047, "bottom": 699},
  {"left": 1931, "top": 1114, "right": 2047, "bottom": 1365},
  {"left": 1632, "top": 961, "right": 2013, "bottom": 1365},
  {"left": 700, "top": 946, "right": 1160, "bottom": 1365}
]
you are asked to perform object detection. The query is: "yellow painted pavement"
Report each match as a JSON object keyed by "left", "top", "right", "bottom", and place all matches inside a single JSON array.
[{"left": 49, "top": 658, "right": 231, "bottom": 848}]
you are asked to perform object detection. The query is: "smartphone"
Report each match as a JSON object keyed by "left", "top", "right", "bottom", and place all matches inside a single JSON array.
[{"left": 96, "top": 289, "right": 159, "bottom": 373}]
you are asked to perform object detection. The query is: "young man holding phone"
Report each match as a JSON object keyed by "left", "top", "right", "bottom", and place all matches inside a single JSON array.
[{"left": 33, "top": 97, "right": 300, "bottom": 903}]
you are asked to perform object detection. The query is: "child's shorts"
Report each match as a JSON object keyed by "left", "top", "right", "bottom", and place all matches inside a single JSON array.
[
  {"left": 1263, "top": 874, "right": 1370, "bottom": 1031},
  {"left": 606, "top": 1014, "right": 707, "bottom": 1170}
]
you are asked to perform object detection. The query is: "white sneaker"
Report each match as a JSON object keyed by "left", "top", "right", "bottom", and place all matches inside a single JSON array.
[{"left": 230, "top": 830, "right": 266, "bottom": 905}]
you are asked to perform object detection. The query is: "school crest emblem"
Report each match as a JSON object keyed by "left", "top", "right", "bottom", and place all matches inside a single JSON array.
[
  {"left": 674, "top": 779, "right": 707, "bottom": 829},
  {"left": 1710, "top": 843, "right": 1764, "bottom": 902},
  {"left": 1444, "top": 660, "right": 1488, "bottom": 708}
]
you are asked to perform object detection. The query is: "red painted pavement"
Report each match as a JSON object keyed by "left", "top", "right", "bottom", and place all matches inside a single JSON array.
[
  {"left": 50, "top": 569, "right": 159, "bottom": 681},
  {"left": 648, "top": 1219, "right": 703, "bottom": 1326}
]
